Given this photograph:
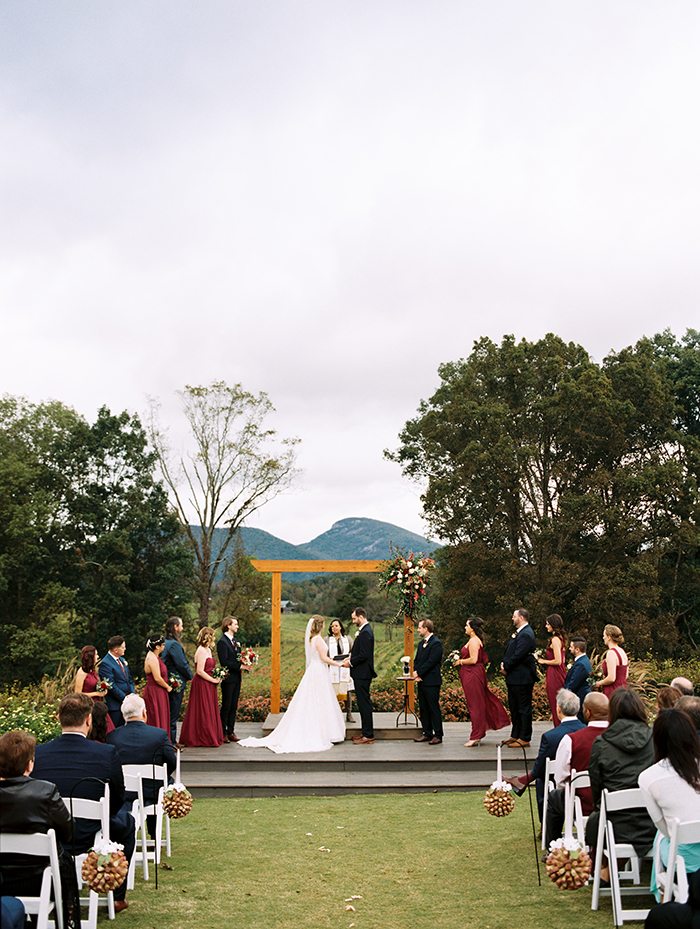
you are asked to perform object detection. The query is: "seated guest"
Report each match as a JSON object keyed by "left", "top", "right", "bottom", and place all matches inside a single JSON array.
[
  {"left": 656, "top": 686, "right": 682, "bottom": 711},
  {"left": 645, "top": 868, "right": 700, "bottom": 928},
  {"left": 639, "top": 709, "right": 700, "bottom": 902},
  {"left": 0, "top": 730, "right": 77, "bottom": 928},
  {"left": 543, "top": 692, "right": 609, "bottom": 847},
  {"left": 88, "top": 701, "right": 111, "bottom": 743},
  {"left": 31, "top": 693, "right": 135, "bottom": 914},
  {"left": 107, "top": 694, "right": 176, "bottom": 815},
  {"left": 564, "top": 637, "right": 592, "bottom": 720},
  {"left": 677, "top": 695, "right": 700, "bottom": 738},
  {"left": 671, "top": 677, "right": 694, "bottom": 697},
  {"left": 586, "top": 688, "right": 656, "bottom": 884},
  {"left": 0, "top": 896, "right": 25, "bottom": 929},
  {"left": 504, "top": 689, "right": 585, "bottom": 821}
]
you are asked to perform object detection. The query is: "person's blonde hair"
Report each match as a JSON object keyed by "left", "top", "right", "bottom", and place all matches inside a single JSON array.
[
  {"left": 604, "top": 624, "right": 625, "bottom": 645},
  {"left": 197, "top": 626, "right": 216, "bottom": 649},
  {"left": 309, "top": 615, "right": 325, "bottom": 640}
]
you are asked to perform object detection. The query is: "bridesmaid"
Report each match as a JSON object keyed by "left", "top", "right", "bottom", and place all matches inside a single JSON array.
[
  {"left": 537, "top": 614, "right": 567, "bottom": 726},
  {"left": 143, "top": 634, "right": 172, "bottom": 740},
  {"left": 596, "top": 624, "right": 628, "bottom": 696},
  {"left": 180, "top": 627, "right": 225, "bottom": 747},
  {"left": 454, "top": 617, "right": 510, "bottom": 747},
  {"left": 74, "top": 644, "right": 115, "bottom": 733}
]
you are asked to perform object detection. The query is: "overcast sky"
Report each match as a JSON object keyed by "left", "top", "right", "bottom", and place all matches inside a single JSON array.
[{"left": 2, "top": 2, "right": 699, "bottom": 545}]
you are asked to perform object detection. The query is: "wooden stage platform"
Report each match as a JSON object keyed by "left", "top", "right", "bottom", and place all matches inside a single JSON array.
[{"left": 178, "top": 715, "right": 551, "bottom": 798}]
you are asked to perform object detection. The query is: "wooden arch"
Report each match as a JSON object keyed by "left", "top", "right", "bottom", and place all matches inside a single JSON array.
[{"left": 251, "top": 559, "right": 415, "bottom": 713}]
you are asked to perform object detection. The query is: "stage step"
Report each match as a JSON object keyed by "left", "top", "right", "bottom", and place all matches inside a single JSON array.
[{"left": 178, "top": 717, "right": 549, "bottom": 798}]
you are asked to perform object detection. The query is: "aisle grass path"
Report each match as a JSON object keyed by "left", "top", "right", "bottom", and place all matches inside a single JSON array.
[{"left": 117, "top": 793, "right": 636, "bottom": 929}]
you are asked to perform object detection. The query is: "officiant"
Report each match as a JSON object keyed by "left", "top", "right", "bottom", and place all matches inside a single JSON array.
[{"left": 327, "top": 620, "right": 355, "bottom": 722}]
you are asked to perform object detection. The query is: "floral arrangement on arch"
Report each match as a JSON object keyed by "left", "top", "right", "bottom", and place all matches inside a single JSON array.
[{"left": 378, "top": 545, "right": 435, "bottom": 622}]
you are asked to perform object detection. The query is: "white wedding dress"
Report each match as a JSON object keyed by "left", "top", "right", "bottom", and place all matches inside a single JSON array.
[{"left": 239, "top": 623, "right": 346, "bottom": 754}]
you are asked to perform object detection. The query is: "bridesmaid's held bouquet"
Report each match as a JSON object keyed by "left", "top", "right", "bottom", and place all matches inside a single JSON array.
[
  {"left": 96, "top": 679, "right": 112, "bottom": 694},
  {"left": 211, "top": 666, "right": 229, "bottom": 681},
  {"left": 168, "top": 676, "right": 181, "bottom": 691},
  {"left": 378, "top": 545, "right": 435, "bottom": 622}
]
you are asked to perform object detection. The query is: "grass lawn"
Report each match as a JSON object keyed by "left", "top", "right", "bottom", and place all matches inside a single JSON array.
[{"left": 115, "top": 792, "right": 645, "bottom": 929}]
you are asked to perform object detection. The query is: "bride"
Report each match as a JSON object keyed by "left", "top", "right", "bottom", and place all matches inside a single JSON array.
[{"left": 239, "top": 615, "right": 346, "bottom": 753}]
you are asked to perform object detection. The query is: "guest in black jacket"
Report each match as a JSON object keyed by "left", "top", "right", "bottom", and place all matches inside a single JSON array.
[
  {"left": 413, "top": 619, "right": 444, "bottom": 744},
  {"left": 0, "top": 729, "right": 76, "bottom": 927}
]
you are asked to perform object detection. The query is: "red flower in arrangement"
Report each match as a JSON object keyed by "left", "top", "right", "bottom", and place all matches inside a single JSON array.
[
  {"left": 96, "top": 679, "right": 111, "bottom": 693},
  {"left": 378, "top": 544, "right": 436, "bottom": 622}
]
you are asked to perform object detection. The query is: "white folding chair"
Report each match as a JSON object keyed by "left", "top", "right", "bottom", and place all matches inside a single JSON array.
[
  {"left": 0, "top": 829, "right": 64, "bottom": 929},
  {"left": 591, "top": 787, "right": 654, "bottom": 925},
  {"left": 655, "top": 818, "right": 700, "bottom": 905},
  {"left": 121, "top": 762, "right": 171, "bottom": 866},
  {"left": 541, "top": 757, "right": 557, "bottom": 850},
  {"left": 63, "top": 785, "right": 115, "bottom": 927},
  {"left": 565, "top": 768, "right": 590, "bottom": 847},
  {"left": 123, "top": 768, "right": 149, "bottom": 886}
]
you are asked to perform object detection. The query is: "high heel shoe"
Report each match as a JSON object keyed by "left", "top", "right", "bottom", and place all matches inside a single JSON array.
[{"left": 464, "top": 740, "right": 481, "bottom": 747}]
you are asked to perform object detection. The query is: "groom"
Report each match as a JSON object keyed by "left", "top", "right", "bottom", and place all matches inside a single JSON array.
[{"left": 343, "top": 608, "right": 376, "bottom": 744}]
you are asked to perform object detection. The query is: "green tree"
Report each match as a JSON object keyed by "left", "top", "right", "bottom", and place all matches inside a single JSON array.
[
  {"left": 214, "top": 532, "right": 271, "bottom": 645},
  {"left": 335, "top": 576, "right": 368, "bottom": 624},
  {"left": 386, "top": 333, "right": 690, "bottom": 653},
  {"left": 0, "top": 397, "right": 194, "bottom": 683},
  {"left": 148, "top": 381, "right": 299, "bottom": 626}
]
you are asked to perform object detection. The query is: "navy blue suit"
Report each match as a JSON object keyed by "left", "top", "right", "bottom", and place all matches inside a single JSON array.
[
  {"left": 527, "top": 717, "right": 586, "bottom": 819},
  {"left": 107, "top": 720, "right": 176, "bottom": 806},
  {"left": 349, "top": 623, "right": 376, "bottom": 738},
  {"left": 32, "top": 733, "right": 135, "bottom": 900},
  {"left": 217, "top": 634, "right": 242, "bottom": 737},
  {"left": 162, "top": 636, "right": 192, "bottom": 743},
  {"left": 564, "top": 655, "right": 592, "bottom": 721},
  {"left": 99, "top": 652, "right": 136, "bottom": 729},
  {"left": 502, "top": 623, "right": 537, "bottom": 742},
  {"left": 414, "top": 634, "right": 443, "bottom": 739}
]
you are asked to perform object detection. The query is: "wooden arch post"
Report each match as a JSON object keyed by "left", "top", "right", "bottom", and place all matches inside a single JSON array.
[{"left": 251, "top": 560, "right": 415, "bottom": 714}]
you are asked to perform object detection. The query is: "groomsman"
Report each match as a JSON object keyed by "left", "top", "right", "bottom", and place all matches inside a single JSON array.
[
  {"left": 99, "top": 635, "right": 136, "bottom": 729},
  {"left": 564, "top": 637, "right": 592, "bottom": 721},
  {"left": 343, "top": 608, "right": 376, "bottom": 744},
  {"left": 217, "top": 616, "right": 242, "bottom": 742},
  {"left": 412, "top": 619, "right": 444, "bottom": 744},
  {"left": 500, "top": 608, "right": 537, "bottom": 747},
  {"left": 162, "top": 616, "right": 193, "bottom": 746}
]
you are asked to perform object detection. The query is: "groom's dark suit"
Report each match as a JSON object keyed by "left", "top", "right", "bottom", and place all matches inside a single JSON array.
[
  {"left": 349, "top": 623, "right": 376, "bottom": 739},
  {"left": 502, "top": 623, "right": 537, "bottom": 742},
  {"left": 99, "top": 651, "right": 136, "bottom": 728},
  {"left": 217, "top": 633, "right": 242, "bottom": 738},
  {"left": 414, "top": 633, "right": 443, "bottom": 740}
]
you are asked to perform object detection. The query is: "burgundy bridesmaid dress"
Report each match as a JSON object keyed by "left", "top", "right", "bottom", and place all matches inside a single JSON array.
[
  {"left": 458, "top": 644, "right": 510, "bottom": 741},
  {"left": 180, "top": 656, "right": 225, "bottom": 747},
  {"left": 83, "top": 670, "right": 115, "bottom": 733},
  {"left": 143, "top": 656, "right": 172, "bottom": 741},
  {"left": 602, "top": 647, "right": 628, "bottom": 697},
  {"left": 544, "top": 640, "right": 566, "bottom": 726}
]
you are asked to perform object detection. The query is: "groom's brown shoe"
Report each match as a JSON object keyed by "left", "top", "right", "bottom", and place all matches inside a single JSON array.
[
  {"left": 352, "top": 736, "right": 374, "bottom": 744},
  {"left": 413, "top": 736, "right": 431, "bottom": 742}
]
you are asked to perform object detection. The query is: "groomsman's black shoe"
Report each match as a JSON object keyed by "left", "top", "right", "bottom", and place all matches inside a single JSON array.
[
  {"left": 428, "top": 737, "right": 442, "bottom": 744},
  {"left": 413, "top": 735, "right": 431, "bottom": 742}
]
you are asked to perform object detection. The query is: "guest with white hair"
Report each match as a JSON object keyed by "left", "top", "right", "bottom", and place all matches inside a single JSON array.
[{"left": 107, "top": 694, "right": 176, "bottom": 808}]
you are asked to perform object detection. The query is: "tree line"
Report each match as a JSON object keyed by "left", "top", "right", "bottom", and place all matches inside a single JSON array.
[{"left": 387, "top": 329, "right": 700, "bottom": 658}]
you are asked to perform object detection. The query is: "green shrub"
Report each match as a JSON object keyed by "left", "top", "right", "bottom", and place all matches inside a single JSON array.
[{"left": 0, "top": 687, "right": 61, "bottom": 743}]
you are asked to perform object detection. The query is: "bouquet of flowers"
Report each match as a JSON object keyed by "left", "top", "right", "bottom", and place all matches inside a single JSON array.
[
  {"left": 445, "top": 649, "right": 461, "bottom": 665},
  {"left": 545, "top": 838, "right": 592, "bottom": 889},
  {"left": 168, "top": 676, "right": 181, "bottom": 691},
  {"left": 96, "top": 679, "right": 112, "bottom": 694},
  {"left": 81, "top": 840, "right": 129, "bottom": 893},
  {"left": 211, "top": 666, "right": 229, "bottom": 682},
  {"left": 240, "top": 647, "right": 259, "bottom": 669},
  {"left": 378, "top": 545, "right": 435, "bottom": 622}
]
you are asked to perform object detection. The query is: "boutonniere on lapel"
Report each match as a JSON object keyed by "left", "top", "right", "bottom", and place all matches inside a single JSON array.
[
  {"left": 511, "top": 633, "right": 517, "bottom": 639},
  {"left": 121, "top": 659, "right": 129, "bottom": 666}
]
